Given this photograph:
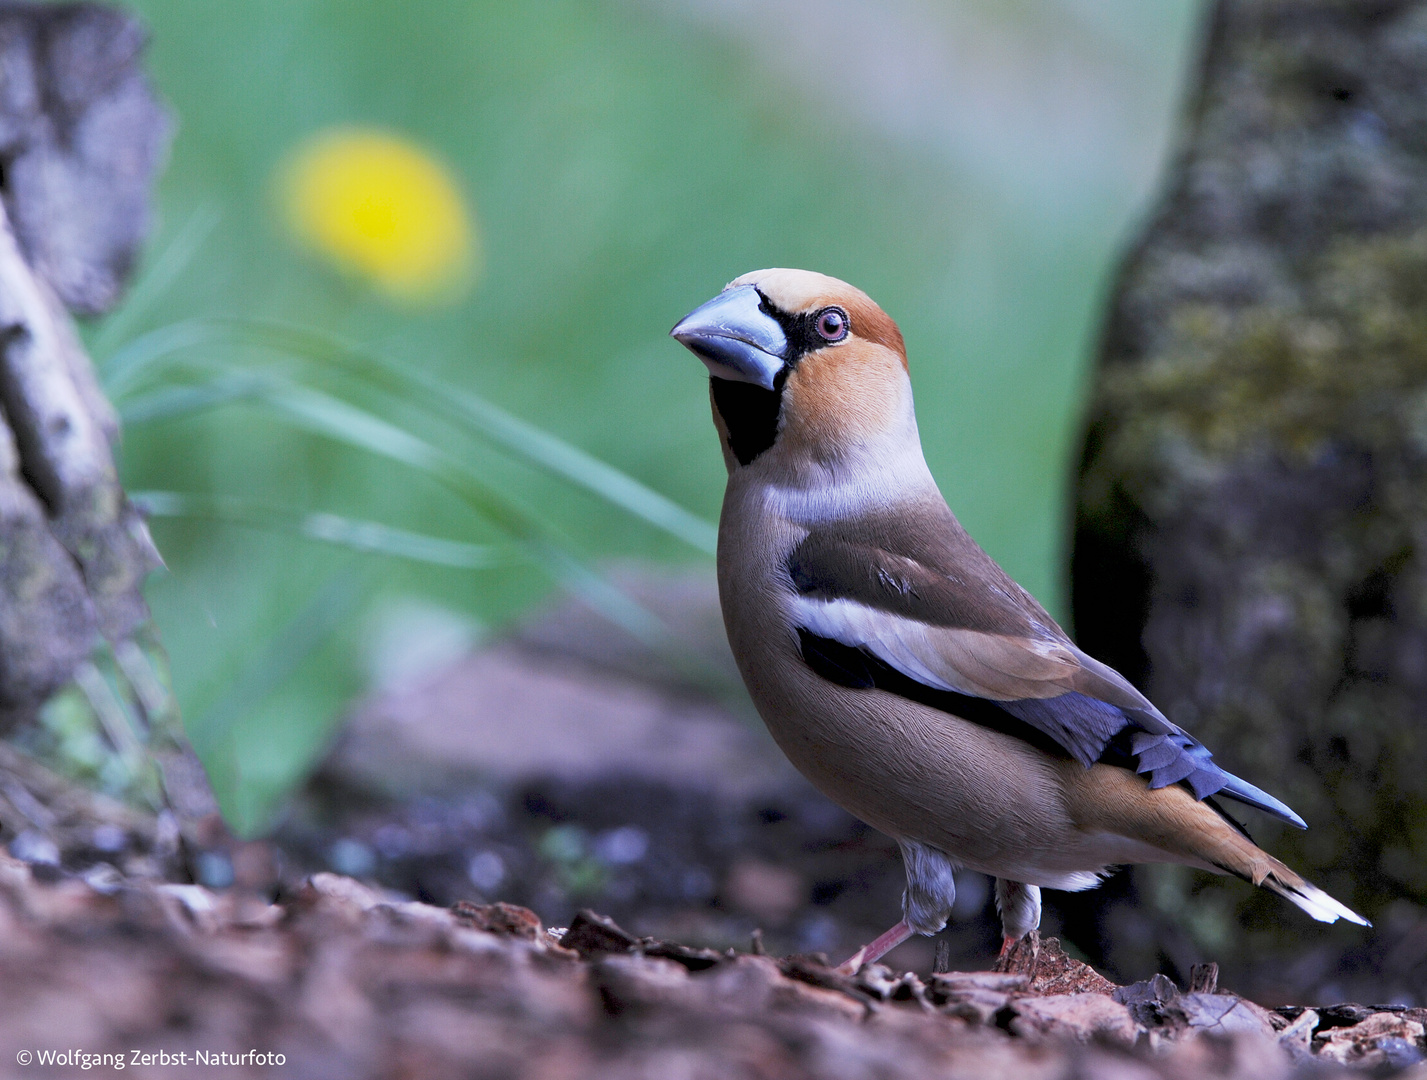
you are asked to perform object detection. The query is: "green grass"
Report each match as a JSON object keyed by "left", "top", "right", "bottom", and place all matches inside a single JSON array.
[{"left": 85, "top": 0, "right": 1203, "bottom": 833}]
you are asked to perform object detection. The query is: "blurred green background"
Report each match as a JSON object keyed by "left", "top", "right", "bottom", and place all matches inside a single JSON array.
[{"left": 84, "top": 0, "right": 1204, "bottom": 834}]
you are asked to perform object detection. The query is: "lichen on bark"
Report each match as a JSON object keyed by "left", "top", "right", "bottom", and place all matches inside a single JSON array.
[
  {"left": 0, "top": 2, "right": 169, "bottom": 727},
  {"left": 1073, "top": 0, "right": 1427, "bottom": 991}
]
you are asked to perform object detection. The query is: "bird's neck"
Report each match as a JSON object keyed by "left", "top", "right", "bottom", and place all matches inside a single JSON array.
[{"left": 725, "top": 407, "right": 939, "bottom": 527}]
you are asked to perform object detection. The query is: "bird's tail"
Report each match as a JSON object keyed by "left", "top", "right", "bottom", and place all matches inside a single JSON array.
[
  {"left": 1251, "top": 859, "right": 1369, "bottom": 926},
  {"left": 1074, "top": 766, "right": 1370, "bottom": 927},
  {"left": 1189, "top": 806, "right": 1369, "bottom": 926}
]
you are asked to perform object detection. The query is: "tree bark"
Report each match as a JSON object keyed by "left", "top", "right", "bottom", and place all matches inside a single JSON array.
[
  {"left": 0, "top": 3, "right": 235, "bottom": 887},
  {"left": 0, "top": 1, "right": 168, "bottom": 728},
  {"left": 1074, "top": 0, "right": 1427, "bottom": 987}
]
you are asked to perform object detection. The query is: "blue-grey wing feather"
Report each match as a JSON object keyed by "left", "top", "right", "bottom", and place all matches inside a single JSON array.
[{"left": 999, "top": 692, "right": 1305, "bottom": 828}]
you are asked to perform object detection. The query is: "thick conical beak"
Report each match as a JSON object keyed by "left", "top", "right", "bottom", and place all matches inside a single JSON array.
[{"left": 670, "top": 284, "right": 787, "bottom": 391}]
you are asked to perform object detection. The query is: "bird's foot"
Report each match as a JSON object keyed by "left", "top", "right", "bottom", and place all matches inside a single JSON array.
[
  {"left": 992, "top": 928, "right": 1040, "bottom": 977},
  {"left": 835, "top": 920, "right": 913, "bottom": 975}
]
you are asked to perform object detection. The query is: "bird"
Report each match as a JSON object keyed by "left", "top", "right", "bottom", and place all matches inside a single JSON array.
[{"left": 669, "top": 267, "right": 1368, "bottom": 974}]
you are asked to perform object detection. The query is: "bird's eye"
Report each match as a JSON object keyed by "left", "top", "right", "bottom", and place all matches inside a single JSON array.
[{"left": 815, "top": 307, "right": 849, "bottom": 342}]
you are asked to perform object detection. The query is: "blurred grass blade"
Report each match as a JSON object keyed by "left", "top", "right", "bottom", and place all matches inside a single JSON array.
[
  {"left": 533, "top": 543, "right": 667, "bottom": 644},
  {"left": 92, "top": 203, "right": 222, "bottom": 358},
  {"left": 103, "top": 320, "right": 228, "bottom": 396},
  {"left": 242, "top": 320, "right": 718, "bottom": 552},
  {"left": 118, "top": 372, "right": 269, "bottom": 425},
  {"left": 113, "top": 640, "right": 171, "bottom": 725},
  {"left": 109, "top": 339, "right": 724, "bottom": 687},
  {"left": 73, "top": 661, "right": 153, "bottom": 798},
  {"left": 299, "top": 513, "right": 505, "bottom": 567},
  {"left": 419, "top": 379, "right": 719, "bottom": 554},
  {"left": 222, "top": 370, "right": 681, "bottom": 650},
  {"left": 256, "top": 377, "right": 526, "bottom": 529},
  {"left": 102, "top": 317, "right": 718, "bottom": 554},
  {"left": 132, "top": 489, "right": 512, "bottom": 568}
]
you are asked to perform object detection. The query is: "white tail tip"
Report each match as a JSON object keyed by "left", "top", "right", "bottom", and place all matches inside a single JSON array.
[{"left": 1271, "top": 876, "right": 1370, "bottom": 927}]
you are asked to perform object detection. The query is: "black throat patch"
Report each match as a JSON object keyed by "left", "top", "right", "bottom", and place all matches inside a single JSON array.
[
  {"left": 711, "top": 377, "right": 783, "bottom": 466},
  {"left": 707, "top": 292, "right": 835, "bottom": 467}
]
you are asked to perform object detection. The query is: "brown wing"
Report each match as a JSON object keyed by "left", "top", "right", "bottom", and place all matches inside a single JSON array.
[
  {"left": 786, "top": 498, "right": 1163, "bottom": 712},
  {"left": 786, "top": 502, "right": 1306, "bottom": 827}
]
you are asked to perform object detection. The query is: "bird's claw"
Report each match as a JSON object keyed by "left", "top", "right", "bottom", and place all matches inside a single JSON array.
[{"left": 991, "top": 928, "right": 1040, "bottom": 977}]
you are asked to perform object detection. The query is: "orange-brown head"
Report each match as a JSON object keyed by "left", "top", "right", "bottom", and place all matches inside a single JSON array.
[{"left": 670, "top": 269, "right": 912, "bottom": 471}]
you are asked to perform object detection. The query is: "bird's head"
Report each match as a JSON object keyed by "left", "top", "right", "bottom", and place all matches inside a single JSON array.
[{"left": 670, "top": 269, "right": 913, "bottom": 473}]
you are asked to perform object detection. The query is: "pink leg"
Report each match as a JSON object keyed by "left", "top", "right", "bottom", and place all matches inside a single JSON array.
[{"left": 836, "top": 920, "right": 914, "bottom": 975}]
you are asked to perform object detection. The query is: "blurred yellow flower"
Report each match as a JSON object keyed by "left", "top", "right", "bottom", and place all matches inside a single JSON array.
[{"left": 278, "top": 128, "right": 476, "bottom": 303}]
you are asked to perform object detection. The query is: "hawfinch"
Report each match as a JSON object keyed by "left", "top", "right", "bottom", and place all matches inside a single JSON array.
[{"left": 670, "top": 268, "right": 1367, "bottom": 973}]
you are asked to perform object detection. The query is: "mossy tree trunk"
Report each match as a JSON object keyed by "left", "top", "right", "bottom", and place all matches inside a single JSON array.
[
  {"left": 0, "top": 1, "right": 167, "bottom": 723},
  {"left": 0, "top": 3, "right": 228, "bottom": 877},
  {"left": 1073, "top": 0, "right": 1427, "bottom": 995}
]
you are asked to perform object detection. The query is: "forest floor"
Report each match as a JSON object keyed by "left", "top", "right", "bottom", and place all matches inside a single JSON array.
[
  {"left": 2, "top": 568, "right": 1422, "bottom": 1077},
  {"left": 0, "top": 851, "right": 1423, "bottom": 1079}
]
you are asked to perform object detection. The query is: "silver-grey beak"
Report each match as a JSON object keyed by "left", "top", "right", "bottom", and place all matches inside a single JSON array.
[{"left": 670, "top": 284, "right": 787, "bottom": 391}]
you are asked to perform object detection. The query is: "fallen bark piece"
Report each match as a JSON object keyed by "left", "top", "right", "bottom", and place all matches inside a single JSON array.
[
  {"left": 927, "top": 971, "right": 1029, "bottom": 1024},
  {"left": 1188, "top": 962, "right": 1220, "bottom": 994},
  {"left": 1313, "top": 1013, "right": 1426, "bottom": 1068},
  {"left": 642, "top": 938, "right": 726, "bottom": 972},
  {"left": 939, "top": 988, "right": 1017, "bottom": 1026},
  {"left": 1024, "top": 935, "right": 1119, "bottom": 996},
  {"left": 932, "top": 971, "right": 1031, "bottom": 993},
  {"left": 1277, "top": 1008, "right": 1319, "bottom": 1061},
  {"left": 1114, "top": 973, "right": 1182, "bottom": 1029},
  {"left": 298, "top": 869, "right": 395, "bottom": 915},
  {"left": 1005, "top": 992, "right": 1140, "bottom": 1045},
  {"left": 1113, "top": 970, "right": 1279, "bottom": 1045},
  {"left": 1165, "top": 1032, "right": 1304, "bottom": 1080},
  {"left": 850, "top": 964, "right": 935, "bottom": 1011},
  {"left": 1180, "top": 993, "right": 1279, "bottom": 1039},
  {"left": 560, "top": 908, "right": 641, "bottom": 957},
  {"left": 855, "top": 962, "right": 907, "bottom": 1001},
  {"left": 1313, "top": 1003, "right": 1404, "bottom": 1029},
  {"left": 595, "top": 952, "right": 695, "bottom": 1015},
  {"left": 700, "top": 953, "right": 864, "bottom": 1022},
  {"left": 450, "top": 898, "right": 542, "bottom": 940},
  {"left": 777, "top": 952, "right": 876, "bottom": 1010}
]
